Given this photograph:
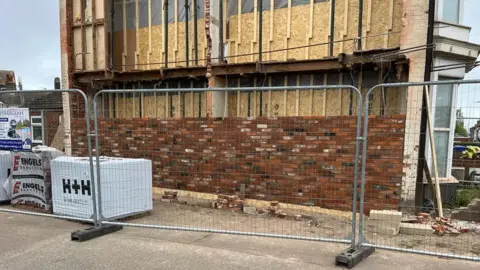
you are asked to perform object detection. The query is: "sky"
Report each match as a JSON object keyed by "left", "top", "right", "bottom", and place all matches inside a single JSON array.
[
  {"left": 0, "top": 1, "right": 60, "bottom": 90},
  {"left": 0, "top": 0, "right": 479, "bottom": 125}
]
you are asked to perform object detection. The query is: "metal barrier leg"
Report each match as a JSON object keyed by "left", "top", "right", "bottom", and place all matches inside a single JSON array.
[{"left": 335, "top": 85, "right": 375, "bottom": 268}]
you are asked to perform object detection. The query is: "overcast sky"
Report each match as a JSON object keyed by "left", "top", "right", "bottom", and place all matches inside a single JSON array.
[{"left": 0, "top": 0, "right": 479, "bottom": 123}]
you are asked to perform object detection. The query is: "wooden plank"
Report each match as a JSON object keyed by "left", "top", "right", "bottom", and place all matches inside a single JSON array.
[{"left": 424, "top": 85, "right": 444, "bottom": 218}]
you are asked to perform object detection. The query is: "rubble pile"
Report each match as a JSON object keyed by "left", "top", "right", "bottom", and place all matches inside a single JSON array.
[
  {"left": 402, "top": 213, "right": 480, "bottom": 236},
  {"left": 161, "top": 191, "right": 179, "bottom": 202},
  {"left": 211, "top": 194, "right": 244, "bottom": 211}
]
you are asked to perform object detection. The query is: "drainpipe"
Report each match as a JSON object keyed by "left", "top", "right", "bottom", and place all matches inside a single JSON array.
[
  {"left": 164, "top": 0, "right": 169, "bottom": 67},
  {"left": 110, "top": 0, "right": 115, "bottom": 70},
  {"left": 415, "top": 0, "right": 436, "bottom": 214},
  {"left": 357, "top": 0, "right": 363, "bottom": 51},
  {"left": 185, "top": 0, "right": 189, "bottom": 66},
  {"left": 193, "top": 0, "right": 199, "bottom": 65},
  {"left": 329, "top": 0, "right": 335, "bottom": 56},
  {"left": 258, "top": 0, "right": 263, "bottom": 62}
]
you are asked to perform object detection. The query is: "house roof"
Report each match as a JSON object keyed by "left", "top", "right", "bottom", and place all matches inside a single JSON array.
[{"left": 0, "top": 91, "right": 63, "bottom": 110}]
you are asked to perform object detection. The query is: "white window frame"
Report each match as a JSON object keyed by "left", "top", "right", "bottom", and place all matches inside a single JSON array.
[
  {"left": 426, "top": 76, "right": 459, "bottom": 179},
  {"left": 436, "top": 0, "right": 464, "bottom": 25},
  {"left": 31, "top": 114, "right": 44, "bottom": 144}
]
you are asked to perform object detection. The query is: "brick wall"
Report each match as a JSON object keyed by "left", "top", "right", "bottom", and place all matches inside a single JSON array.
[
  {"left": 71, "top": 115, "right": 406, "bottom": 212},
  {"left": 31, "top": 111, "right": 62, "bottom": 146}
]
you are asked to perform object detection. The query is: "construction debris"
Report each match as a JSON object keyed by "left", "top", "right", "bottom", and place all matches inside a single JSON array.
[
  {"left": 401, "top": 213, "right": 480, "bottom": 236},
  {"left": 161, "top": 191, "right": 179, "bottom": 202},
  {"left": 211, "top": 194, "right": 244, "bottom": 211}
]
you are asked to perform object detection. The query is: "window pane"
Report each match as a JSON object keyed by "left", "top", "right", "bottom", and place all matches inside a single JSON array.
[
  {"left": 33, "top": 126, "right": 42, "bottom": 141},
  {"left": 32, "top": 117, "right": 42, "bottom": 124},
  {"left": 434, "top": 84, "right": 453, "bottom": 128},
  {"left": 443, "top": 0, "right": 459, "bottom": 24},
  {"left": 434, "top": 131, "right": 449, "bottom": 178}
]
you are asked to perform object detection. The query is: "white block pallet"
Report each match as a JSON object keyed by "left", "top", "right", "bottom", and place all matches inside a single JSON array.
[{"left": 52, "top": 156, "right": 152, "bottom": 220}]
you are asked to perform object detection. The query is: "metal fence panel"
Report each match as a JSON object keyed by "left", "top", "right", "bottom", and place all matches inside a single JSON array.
[
  {"left": 90, "top": 85, "right": 363, "bottom": 246},
  {"left": 359, "top": 80, "right": 480, "bottom": 261},
  {"left": 0, "top": 89, "right": 98, "bottom": 225}
]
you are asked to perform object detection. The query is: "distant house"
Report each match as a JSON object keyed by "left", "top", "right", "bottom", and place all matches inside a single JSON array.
[{"left": 0, "top": 91, "right": 64, "bottom": 150}]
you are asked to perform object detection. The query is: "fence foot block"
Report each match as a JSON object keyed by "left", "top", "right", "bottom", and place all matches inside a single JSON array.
[
  {"left": 71, "top": 224, "right": 123, "bottom": 242},
  {"left": 335, "top": 246, "right": 375, "bottom": 269}
]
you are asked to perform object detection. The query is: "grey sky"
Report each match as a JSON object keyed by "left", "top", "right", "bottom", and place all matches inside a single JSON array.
[
  {"left": 0, "top": 0, "right": 479, "bottom": 117},
  {"left": 0, "top": 1, "right": 60, "bottom": 89}
]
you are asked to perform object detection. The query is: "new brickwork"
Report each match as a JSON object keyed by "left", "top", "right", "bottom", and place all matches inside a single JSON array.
[{"left": 71, "top": 115, "right": 406, "bottom": 212}]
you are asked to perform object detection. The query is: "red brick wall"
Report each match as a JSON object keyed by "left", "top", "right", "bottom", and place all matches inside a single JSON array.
[
  {"left": 71, "top": 115, "right": 406, "bottom": 212},
  {"left": 31, "top": 110, "right": 62, "bottom": 146},
  {"left": 44, "top": 111, "right": 61, "bottom": 146}
]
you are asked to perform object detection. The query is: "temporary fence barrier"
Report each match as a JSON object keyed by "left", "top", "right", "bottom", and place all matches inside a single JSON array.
[
  {"left": 0, "top": 89, "right": 98, "bottom": 225},
  {"left": 359, "top": 80, "right": 480, "bottom": 262},
  {"left": 91, "top": 85, "right": 364, "bottom": 248}
]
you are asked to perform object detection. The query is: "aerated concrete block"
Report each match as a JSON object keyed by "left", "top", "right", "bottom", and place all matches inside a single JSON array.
[
  {"left": 369, "top": 210, "right": 402, "bottom": 223},
  {"left": 400, "top": 223, "right": 434, "bottom": 235}
]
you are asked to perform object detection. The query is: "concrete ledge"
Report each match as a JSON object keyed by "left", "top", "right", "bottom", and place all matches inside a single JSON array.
[{"left": 153, "top": 187, "right": 354, "bottom": 219}]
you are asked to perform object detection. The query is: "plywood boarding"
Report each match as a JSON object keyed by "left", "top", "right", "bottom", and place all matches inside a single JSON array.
[
  {"left": 193, "top": 92, "right": 206, "bottom": 117},
  {"left": 326, "top": 89, "right": 343, "bottom": 116},
  {"left": 94, "top": 0, "right": 105, "bottom": 19},
  {"left": 72, "top": 0, "right": 81, "bottom": 23},
  {"left": 288, "top": 5, "right": 310, "bottom": 61},
  {"left": 227, "top": 91, "right": 238, "bottom": 117},
  {"left": 309, "top": 3, "right": 330, "bottom": 59},
  {"left": 138, "top": 27, "right": 150, "bottom": 69},
  {"left": 156, "top": 94, "right": 168, "bottom": 118},
  {"left": 85, "top": 26, "right": 94, "bottom": 70},
  {"left": 268, "top": 8, "right": 288, "bottom": 61},
  {"left": 125, "top": 29, "right": 137, "bottom": 70},
  {"left": 73, "top": 28, "right": 83, "bottom": 70},
  {"left": 143, "top": 93, "right": 157, "bottom": 117},
  {"left": 311, "top": 89, "right": 325, "bottom": 116},
  {"left": 344, "top": 0, "right": 359, "bottom": 54},
  {"left": 332, "top": 0, "right": 345, "bottom": 55},
  {"left": 388, "top": 0, "right": 403, "bottom": 48},
  {"left": 184, "top": 92, "right": 194, "bottom": 117},
  {"left": 286, "top": 90, "right": 297, "bottom": 116},
  {"left": 238, "top": 92, "right": 250, "bottom": 117},
  {"left": 115, "top": 94, "right": 126, "bottom": 118},
  {"left": 96, "top": 25, "right": 106, "bottom": 69},
  {"left": 366, "top": 0, "right": 390, "bottom": 50},
  {"left": 298, "top": 89, "right": 311, "bottom": 116},
  {"left": 151, "top": 25, "right": 164, "bottom": 69}
]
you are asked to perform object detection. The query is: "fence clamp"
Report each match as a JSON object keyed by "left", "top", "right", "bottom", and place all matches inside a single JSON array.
[
  {"left": 87, "top": 133, "right": 96, "bottom": 137},
  {"left": 356, "top": 137, "right": 365, "bottom": 141}
]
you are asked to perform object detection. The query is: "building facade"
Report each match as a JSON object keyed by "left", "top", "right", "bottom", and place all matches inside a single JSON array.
[{"left": 60, "top": 0, "right": 479, "bottom": 206}]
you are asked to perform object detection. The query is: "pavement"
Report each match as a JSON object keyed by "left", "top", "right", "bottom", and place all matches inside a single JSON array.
[{"left": 0, "top": 211, "right": 479, "bottom": 270}]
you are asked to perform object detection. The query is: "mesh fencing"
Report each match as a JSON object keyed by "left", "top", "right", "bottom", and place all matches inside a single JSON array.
[
  {"left": 90, "top": 86, "right": 363, "bottom": 245},
  {"left": 1, "top": 81, "right": 480, "bottom": 262},
  {"left": 0, "top": 90, "right": 98, "bottom": 224},
  {"left": 359, "top": 80, "right": 480, "bottom": 261}
]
